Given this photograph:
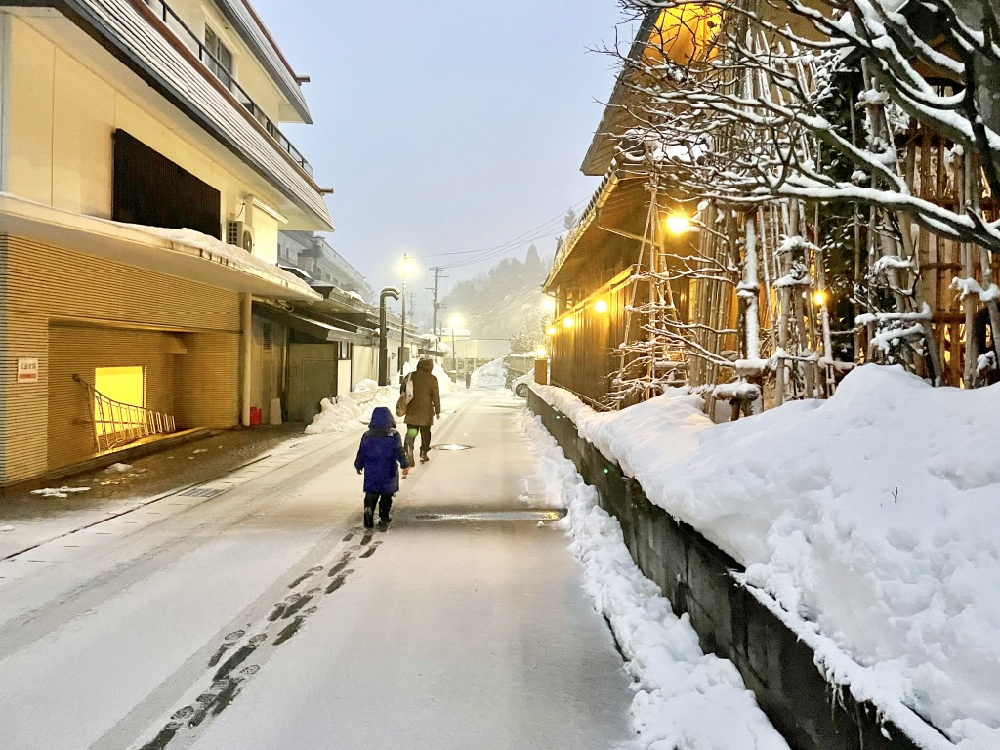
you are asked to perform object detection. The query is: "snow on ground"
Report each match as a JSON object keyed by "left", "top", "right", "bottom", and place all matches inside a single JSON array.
[
  {"left": 29, "top": 486, "right": 91, "bottom": 499},
  {"left": 472, "top": 357, "right": 507, "bottom": 389},
  {"left": 401, "top": 358, "right": 457, "bottom": 393},
  {"left": 516, "top": 410, "right": 789, "bottom": 750},
  {"left": 532, "top": 365, "right": 1000, "bottom": 749},
  {"left": 304, "top": 385, "right": 397, "bottom": 435}
]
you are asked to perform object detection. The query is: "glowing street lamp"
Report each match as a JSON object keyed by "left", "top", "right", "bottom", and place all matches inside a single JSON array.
[
  {"left": 543, "top": 297, "right": 556, "bottom": 312},
  {"left": 812, "top": 289, "right": 829, "bottom": 307},
  {"left": 664, "top": 214, "right": 691, "bottom": 235}
]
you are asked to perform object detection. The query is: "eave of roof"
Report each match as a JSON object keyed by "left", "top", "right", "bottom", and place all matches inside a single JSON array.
[
  {"left": 34, "top": 0, "right": 333, "bottom": 230},
  {"left": 212, "top": 0, "right": 312, "bottom": 124},
  {"left": 580, "top": 9, "right": 658, "bottom": 177},
  {"left": 0, "top": 192, "right": 321, "bottom": 301}
]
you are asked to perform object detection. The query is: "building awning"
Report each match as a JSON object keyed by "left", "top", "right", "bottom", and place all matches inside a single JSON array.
[
  {"left": 0, "top": 193, "right": 320, "bottom": 301},
  {"left": 253, "top": 303, "right": 372, "bottom": 344}
]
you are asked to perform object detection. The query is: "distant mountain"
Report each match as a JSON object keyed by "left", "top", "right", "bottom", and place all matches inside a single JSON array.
[{"left": 440, "top": 245, "right": 552, "bottom": 350}]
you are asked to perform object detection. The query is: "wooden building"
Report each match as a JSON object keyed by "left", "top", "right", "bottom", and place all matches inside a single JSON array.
[{"left": 545, "top": 4, "right": 1000, "bottom": 416}]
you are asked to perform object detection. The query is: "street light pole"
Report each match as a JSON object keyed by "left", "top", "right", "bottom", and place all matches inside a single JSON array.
[
  {"left": 452, "top": 326, "right": 457, "bottom": 375},
  {"left": 378, "top": 286, "right": 400, "bottom": 386},
  {"left": 399, "top": 253, "right": 407, "bottom": 374}
]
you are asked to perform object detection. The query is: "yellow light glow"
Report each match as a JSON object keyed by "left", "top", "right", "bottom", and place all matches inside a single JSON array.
[
  {"left": 547, "top": 326, "right": 557, "bottom": 336},
  {"left": 812, "top": 290, "right": 828, "bottom": 306},
  {"left": 543, "top": 297, "right": 556, "bottom": 311},
  {"left": 94, "top": 366, "right": 144, "bottom": 437},
  {"left": 563, "top": 317, "right": 574, "bottom": 329},
  {"left": 449, "top": 314, "right": 463, "bottom": 328},
  {"left": 594, "top": 299, "right": 608, "bottom": 314},
  {"left": 400, "top": 257, "right": 416, "bottom": 276},
  {"left": 536, "top": 347, "right": 546, "bottom": 358},
  {"left": 665, "top": 214, "right": 691, "bottom": 235}
]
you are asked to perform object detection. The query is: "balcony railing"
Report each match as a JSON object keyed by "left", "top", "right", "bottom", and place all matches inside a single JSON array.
[{"left": 144, "top": 0, "right": 314, "bottom": 177}]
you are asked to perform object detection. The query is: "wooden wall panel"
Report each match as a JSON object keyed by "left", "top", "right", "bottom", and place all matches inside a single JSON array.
[
  {"left": 1, "top": 234, "right": 242, "bottom": 484},
  {"left": 175, "top": 331, "right": 240, "bottom": 429},
  {"left": 48, "top": 326, "right": 177, "bottom": 472}
]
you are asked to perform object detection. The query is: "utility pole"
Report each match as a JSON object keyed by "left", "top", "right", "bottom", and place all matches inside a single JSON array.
[{"left": 427, "top": 266, "right": 447, "bottom": 350}]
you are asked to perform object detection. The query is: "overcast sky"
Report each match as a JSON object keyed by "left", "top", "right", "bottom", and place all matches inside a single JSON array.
[{"left": 251, "top": 0, "right": 631, "bottom": 302}]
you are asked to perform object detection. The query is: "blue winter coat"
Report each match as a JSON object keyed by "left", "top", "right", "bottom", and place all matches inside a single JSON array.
[{"left": 354, "top": 407, "right": 408, "bottom": 494}]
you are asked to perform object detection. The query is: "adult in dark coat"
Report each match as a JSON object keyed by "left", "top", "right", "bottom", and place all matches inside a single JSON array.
[
  {"left": 401, "top": 357, "right": 441, "bottom": 463},
  {"left": 354, "top": 406, "right": 408, "bottom": 527}
]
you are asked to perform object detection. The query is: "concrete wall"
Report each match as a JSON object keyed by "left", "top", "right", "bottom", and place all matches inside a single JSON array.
[{"left": 528, "top": 390, "right": 926, "bottom": 750}]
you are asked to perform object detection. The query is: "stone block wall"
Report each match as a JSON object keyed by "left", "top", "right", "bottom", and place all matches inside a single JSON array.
[{"left": 527, "top": 391, "right": 924, "bottom": 750}]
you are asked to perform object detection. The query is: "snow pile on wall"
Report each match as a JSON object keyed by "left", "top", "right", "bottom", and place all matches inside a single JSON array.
[
  {"left": 471, "top": 357, "right": 507, "bottom": 389},
  {"left": 516, "top": 411, "right": 789, "bottom": 750},
  {"left": 532, "top": 366, "right": 1000, "bottom": 749},
  {"left": 401, "top": 358, "right": 456, "bottom": 394},
  {"left": 304, "top": 386, "right": 397, "bottom": 435}
]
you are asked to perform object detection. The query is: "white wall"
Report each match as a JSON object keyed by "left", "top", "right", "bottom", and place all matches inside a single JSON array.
[
  {"left": 167, "top": 0, "right": 288, "bottom": 124},
  {"left": 3, "top": 16, "right": 294, "bottom": 243}
]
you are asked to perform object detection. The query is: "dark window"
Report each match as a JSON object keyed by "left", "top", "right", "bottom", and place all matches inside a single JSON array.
[
  {"left": 204, "top": 25, "right": 233, "bottom": 88},
  {"left": 112, "top": 130, "right": 221, "bottom": 239}
]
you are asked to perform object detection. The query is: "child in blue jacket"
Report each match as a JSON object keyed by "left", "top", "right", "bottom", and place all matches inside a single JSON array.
[{"left": 354, "top": 406, "right": 409, "bottom": 528}]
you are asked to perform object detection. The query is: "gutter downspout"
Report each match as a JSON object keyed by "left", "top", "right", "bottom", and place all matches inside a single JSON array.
[{"left": 241, "top": 293, "right": 252, "bottom": 426}]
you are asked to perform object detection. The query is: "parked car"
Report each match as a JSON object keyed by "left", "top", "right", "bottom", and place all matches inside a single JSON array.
[{"left": 511, "top": 371, "right": 533, "bottom": 398}]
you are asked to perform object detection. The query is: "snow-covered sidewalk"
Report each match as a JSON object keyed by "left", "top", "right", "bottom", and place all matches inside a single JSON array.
[
  {"left": 530, "top": 366, "right": 1000, "bottom": 750},
  {"left": 517, "top": 410, "right": 788, "bottom": 750}
]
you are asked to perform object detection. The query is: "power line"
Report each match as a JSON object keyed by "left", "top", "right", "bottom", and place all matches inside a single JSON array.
[{"left": 411, "top": 199, "right": 588, "bottom": 271}]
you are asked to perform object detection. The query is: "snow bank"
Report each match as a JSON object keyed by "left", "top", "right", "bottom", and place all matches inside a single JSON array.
[
  {"left": 304, "top": 386, "right": 397, "bottom": 435},
  {"left": 516, "top": 411, "right": 789, "bottom": 750},
  {"left": 401, "top": 358, "right": 457, "bottom": 393},
  {"left": 532, "top": 366, "right": 1000, "bottom": 749},
  {"left": 471, "top": 357, "right": 507, "bottom": 389}
]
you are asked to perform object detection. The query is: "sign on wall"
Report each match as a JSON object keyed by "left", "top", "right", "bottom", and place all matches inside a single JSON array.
[{"left": 17, "top": 358, "right": 39, "bottom": 383}]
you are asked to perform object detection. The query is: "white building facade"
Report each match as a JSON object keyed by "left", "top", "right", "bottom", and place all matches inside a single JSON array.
[{"left": 0, "top": 0, "right": 332, "bottom": 485}]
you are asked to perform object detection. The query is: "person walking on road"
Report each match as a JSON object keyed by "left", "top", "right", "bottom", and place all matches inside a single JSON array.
[
  {"left": 354, "top": 406, "right": 409, "bottom": 528},
  {"left": 465, "top": 370, "right": 472, "bottom": 389},
  {"left": 400, "top": 357, "right": 440, "bottom": 465}
]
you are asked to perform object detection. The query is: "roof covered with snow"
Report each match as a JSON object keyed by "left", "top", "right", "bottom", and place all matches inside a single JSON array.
[
  {"left": 580, "top": 10, "right": 657, "bottom": 177},
  {"left": 63, "top": 0, "right": 333, "bottom": 229}
]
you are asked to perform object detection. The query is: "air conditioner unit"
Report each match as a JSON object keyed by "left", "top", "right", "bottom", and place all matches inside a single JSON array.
[{"left": 226, "top": 221, "right": 255, "bottom": 253}]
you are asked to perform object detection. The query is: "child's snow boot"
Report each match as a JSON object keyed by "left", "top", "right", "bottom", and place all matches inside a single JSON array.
[{"left": 363, "top": 498, "right": 376, "bottom": 529}]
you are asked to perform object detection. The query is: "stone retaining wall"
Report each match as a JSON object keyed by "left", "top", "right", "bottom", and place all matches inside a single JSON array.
[{"left": 528, "top": 391, "right": 925, "bottom": 750}]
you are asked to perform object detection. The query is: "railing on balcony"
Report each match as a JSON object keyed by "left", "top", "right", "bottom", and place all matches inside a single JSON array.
[
  {"left": 144, "top": 0, "right": 314, "bottom": 177},
  {"left": 73, "top": 375, "right": 177, "bottom": 452}
]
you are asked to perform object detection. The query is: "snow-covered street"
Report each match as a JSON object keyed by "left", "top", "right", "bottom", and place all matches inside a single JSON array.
[{"left": 0, "top": 391, "right": 633, "bottom": 750}]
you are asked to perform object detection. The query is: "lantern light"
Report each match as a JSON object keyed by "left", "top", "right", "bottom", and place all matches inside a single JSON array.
[
  {"left": 547, "top": 326, "right": 557, "bottom": 336},
  {"left": 665, "top": 214, "right": 691, "bottom": 235},
  {"left": 594, "top": 299, "right": 608, "bottom": 314},
  {"left": 563, "top": 317, "right": 574, "bottom": 329},
  {"left": 812, "top": 289, "right": 829, "bottom": 307}
]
